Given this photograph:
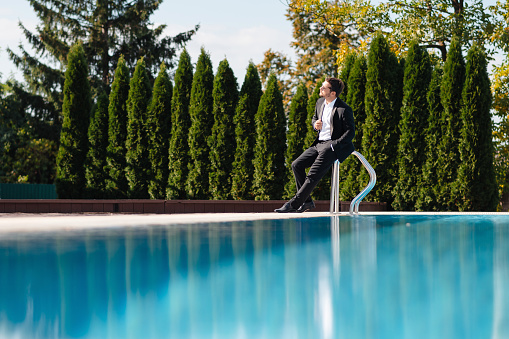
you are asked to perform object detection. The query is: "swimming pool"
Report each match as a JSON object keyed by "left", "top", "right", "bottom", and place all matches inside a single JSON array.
[{"left": 0, "top": 214, "right": 507, "bottom": 339}]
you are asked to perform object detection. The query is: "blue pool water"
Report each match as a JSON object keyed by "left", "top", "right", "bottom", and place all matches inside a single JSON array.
[{"left": 0, "top": 214, "right": 508, "bottom": 339}]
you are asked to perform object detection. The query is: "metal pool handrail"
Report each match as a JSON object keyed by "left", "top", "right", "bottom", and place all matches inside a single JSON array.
[{"left": 329, "top": 151, "right": 376, "bottom": 215}]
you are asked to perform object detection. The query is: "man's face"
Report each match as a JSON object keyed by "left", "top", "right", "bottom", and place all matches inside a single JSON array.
[{"left": 319, "top": 81, "right": 334, "bottom": 99}]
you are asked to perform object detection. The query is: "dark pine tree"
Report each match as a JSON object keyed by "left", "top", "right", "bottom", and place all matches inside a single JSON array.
[
  {"left": 106, "top": 55, "right": 130, "bottom": 198},
  {"left": 339, "top": 52, "right": 357, "bottom": 102},
  {"left": 8, "top": 0, "right": 197, "bottom": 141},
  {"left": 148, "top": 62, "right": 172, "bottom": 199},
  {"left": 85, "top": 91, "right": 109, "bottom": 198},
  {"left": 186, "top": 48, "right": 214, "bottom": 199},
  {"left": 392, "top": 42, "right": 432, "bottom": 211},
  {"left": 416, "top": 66, "right": 444, "bottom": 211},
  {"left": 253, "top": 73, "right": 287, "bottom": 200},
  {"left": 167, "top": 50, "right": 193, "bottom": 199},
  {"left": 362, "top": 33, "right": 403, "bottom": 206},
  {"left": 209, "top": 59, "right": 239, "bottom": 199},
  {"left": 231, "top": 62, "right": 263, "bottom": 200},
  {"left": 284, "top": 82, "right": 309, "bottom": 198},
  {"left": 125, "top": 57, "right": 152, "bottom": 199},
  {"left": 55, "top": 42, "right": 91, "bottom": 198},
  {"left": 454, "top": 44, "right": 498, "bottom": 211},
  {"left": 340, "top": 54, "right": 367, "bottom": 201},
  {"left": 436, "top": 37, "right": 465, "bottom": 211}
]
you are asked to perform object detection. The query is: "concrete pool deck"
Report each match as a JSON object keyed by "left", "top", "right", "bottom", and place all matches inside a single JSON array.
[{"left": 0, "top": 211, "right": 506, "bottom": 234}]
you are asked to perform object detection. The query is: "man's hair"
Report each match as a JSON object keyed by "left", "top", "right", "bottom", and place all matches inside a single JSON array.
[{"left": 326, "top": 77, "right": 345, "bottom": 97}]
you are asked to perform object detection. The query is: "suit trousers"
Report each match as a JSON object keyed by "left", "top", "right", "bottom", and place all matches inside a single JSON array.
[{"left": 290, "top": 140, "right": 337, "bottom": 208}]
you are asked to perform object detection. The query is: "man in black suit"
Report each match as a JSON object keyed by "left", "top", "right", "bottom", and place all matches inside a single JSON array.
[{"left": 275, "top": 77, "right": 355, "bottom": 213}]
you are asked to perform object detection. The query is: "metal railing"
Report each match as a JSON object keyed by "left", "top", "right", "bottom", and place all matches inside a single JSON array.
[{"left": 329, "top": 151, "right": 376, "bottom": 215}]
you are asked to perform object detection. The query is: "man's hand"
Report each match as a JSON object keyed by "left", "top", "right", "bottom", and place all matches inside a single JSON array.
[{"left": 314, "top": 119, "right": 322, "bottom": 130}]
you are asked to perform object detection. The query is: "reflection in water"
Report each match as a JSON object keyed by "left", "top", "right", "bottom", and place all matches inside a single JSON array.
[{"left": 0, "top": 215, "right": 507, "bottom": 338}]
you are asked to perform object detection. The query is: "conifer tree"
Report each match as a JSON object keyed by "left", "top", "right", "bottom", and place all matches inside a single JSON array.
[
  {"left": 436, "top": 38, "right": 465, "bottom": 210},
  {"left": 86, "top": 92, "right": 109, "bottom": 198},
  {"left": 340, "top": 54, "right": 367, "bottom": 201},
  {"left": 253, "top": 74, "right": 287, "bottom": 200},
  {"left": 231, "top": 63, "right": 263, "bottom": 200},
  {"left": 106, "top": 55, "right": 130, "bottom": 198},
  {"left": 392, "top": 42, "right": 432, "bottom": 211},
  {"left": 186, "top": 49, "right": 214, "bottom": 199},
  {"left": 148, "top": 63, "right": 172, "bottom": 199},
  {"left": 454, "top": 44, "right": 498, "bottom": 211},
  {"left": 339, "top": 52, "right": 356, "bottom": 101},
  {"left": 362, "top": 34, "right": 402, "bottom": 206},
  {"left": 126, "top": 58, "right": 152, "bottom": 198},
  {"left": 209, "top": 59, "right": 239, "bottom": 199},
  {"left": 167, "top": 50, "right": 193, "bottom": 199},
  {"left": 416, "top": 66, "right": 444, "bottom": 211},
  {"left": 8, "top": 0, "right": 197, "bottom": 139},
  {"left": 55, "top": 43, "right": 91, "bottom": 198},
  {"left": 285, "top": 82, "right": 308, "bottom": 198}
]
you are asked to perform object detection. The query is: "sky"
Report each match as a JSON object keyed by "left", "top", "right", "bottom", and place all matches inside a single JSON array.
[{"left": 0, "top": 0, "right": 296, "bottom": 84}]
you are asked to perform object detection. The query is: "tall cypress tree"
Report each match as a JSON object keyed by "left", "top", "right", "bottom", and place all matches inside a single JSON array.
[
  {"left": 186, "top": 48, "right": 214, "bottom": 199},
  {"left": 392, "top": 42, "right": 432, "bottom": 211},
  {"left": 126, "top": 57, "right": 152, "bottom": 199},
  {"left": 209, "top": 59, "right": 239, "bottom": 199},
  {"left": 454, "top": 44, "right": 498, "bottom": 211},
  {"left": 55, "top": 42, "right": 91, "bottom": 198},
  {"left": 253, "top": 73, "right": 286, "bottom": 200},
  {"left": 436, "top": 38, "right": 465, "bottom": 210},
  {"left": 285, "top": 82, "right": 308, "bottom": 198},
  {"left": 167, "top": 50, "right": 193, "bottom": 199},
  {"left": 340, "top": 54, "right": 367, "bottom": 201},
  {"left": 231, "top": 62, "right": 263, "bottom": 200},
  {"left": 416, "top": 66, "right": 444, "bottom": 211},
  {"left": 362, "top": 33, "right": 402, "bottom": 206},
  {"left": 86, "top": 92, "right": 109, "bottom": 198},
  {"left": 148, "top": 62, "right": 172, "bottom": 199},
  {"left": 106, "top": 55, "right": 130, "bottom": 198},
  {"left": 339, "top": 52, "right": 357, "bottom": 101}
]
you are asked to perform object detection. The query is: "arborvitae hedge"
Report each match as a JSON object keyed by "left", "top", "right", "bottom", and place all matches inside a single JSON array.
[
  {"left": 362, "top": 33, "right": 402, "bottom": 206},
  {"left": 339, "top": 52, "right": 356, "bottom": 102},
  {"left": 56, "top": 42, "right": 91, "bottom": 198},
  {"left": 253, "top": 73, "right": 287, "bottom": 200},
  {"left": 85, "top": 91, "right": 109, "bottom": 198},
  {"left": 392, "top": 42, "right": 432, "bottom": 211},
  {"left": 284, "top": 82, "right": 308, "bottom": 198},
  {"left": 209, "top": 58, "right": 239, "bottom": 199},
  {"left": 148, "top": 62, "right": 172, "bottom": 199},
  {"left": 186, "top": 48, "right": 214, "bottom": 199},
  {"left": 436, "top": 38, "right": 465, "bottom": 211},
  {"left": 106, "top": 55, "right": 130, "bottom": 198},
  {"left": 167, "top": 50, "right": 193, "bottom": 199},
  {"left": 125, "top": 57, "right": 152, "bottom": 199},
  {"left": 416, "top": 66, "right": 444, "bottom": 211},
  {"left": 340, "top": 54, "right": 367, "bottom": 201},
  {"left": 231, "top": 62, "right": 263, "bottom": 200},
  {"left": 454, "top": 44, "right": 498, "bottom": 211}
]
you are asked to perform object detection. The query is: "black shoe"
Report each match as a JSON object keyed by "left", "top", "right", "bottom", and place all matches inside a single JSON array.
[
  {"left": 275, "top": 202, "right": 298, "bottom": 213},
  {"left": 297, "top": 201, "right": 315, "bottom": 213}
]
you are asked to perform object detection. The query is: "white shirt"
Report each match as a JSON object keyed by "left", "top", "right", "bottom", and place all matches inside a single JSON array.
[{"left": 319, "top": 98, "right": 336, "bottom": 141}]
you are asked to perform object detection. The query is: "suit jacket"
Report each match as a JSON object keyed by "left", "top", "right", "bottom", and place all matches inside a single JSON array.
[{"left": 311, "top": 97, "right": 355, "bottom": 162}]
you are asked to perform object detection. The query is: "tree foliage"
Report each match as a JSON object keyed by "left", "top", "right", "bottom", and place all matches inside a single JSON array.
[
  {"left": 454, "top": 44, "right": 498, "bottom": 211},
  {"left": 85, "top": 91, "right": 109, "bottom": 198},
  {"left": 125, "top": 58, "right": 152, "bottom": 199},
  {"left": 253, "top": 74, "right": 287, "bottom": 200},
  {"left": 392, "top": 42, "right": 432, "bottom": 211},
  {"left": 148, "top": 63, "right": 172, "bottom": 199},
  {"left": 56, "top": 42, "right": 91, "bottom": 198},
  {"left": 186, "top": 48, "right": 213, "bottom": 199},
  {"left": 231, "top": 63, "right": 263, "bottom": 200},
  {"left": 105, "top": 55, "right": 130, "bottom": 198},
  {"left": 209, "top": 59, "right": 239, "bottom": 199}
]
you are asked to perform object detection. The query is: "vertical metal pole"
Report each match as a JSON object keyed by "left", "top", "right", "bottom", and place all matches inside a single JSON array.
[{"left": 329, "top": 160, "right": 340, "bottom": 214}]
